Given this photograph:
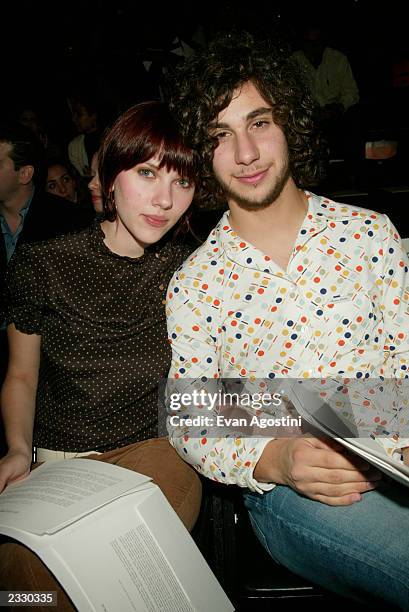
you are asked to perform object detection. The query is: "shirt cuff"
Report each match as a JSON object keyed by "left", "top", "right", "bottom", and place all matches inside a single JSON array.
[{"left": 243, "top": 437, "right": 277, "bottom": 494}]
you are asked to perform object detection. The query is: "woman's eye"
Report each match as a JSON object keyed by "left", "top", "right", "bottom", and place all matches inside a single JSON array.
[
  {"left": 47, "top": 183, "right": 55, "bottom": 190},
  {"left": 177, "top": 178, "right": 192, "bottom": 188},
  {"left": 63, "top": 175, "right": 72, "bottom": 184},
  {"left": 138, "top": 168, "right": 155, "bottom": 178}
]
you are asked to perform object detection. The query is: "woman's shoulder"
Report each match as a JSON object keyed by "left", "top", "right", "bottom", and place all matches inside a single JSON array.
[
  {"left": 16, "top": 225, "right": 92, "bottom": 264},
  {"left": 155, "top": 238, "right": 196, "bottom": 267}
]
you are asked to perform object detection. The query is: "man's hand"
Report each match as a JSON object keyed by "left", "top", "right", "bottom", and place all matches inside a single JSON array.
[
  {"left": 0, "top": 450, "right": 32, "bottom": 493},
  {"left": 254, "top": 437, "right": 382, "bottom": 506},
  {"left": 403, "top": 447, "right": 409, "bottom": 466}
]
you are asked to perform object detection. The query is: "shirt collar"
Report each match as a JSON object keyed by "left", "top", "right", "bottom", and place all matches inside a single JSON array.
[{"left": 214, "top": 191, "right": 327, "bottom": 271}]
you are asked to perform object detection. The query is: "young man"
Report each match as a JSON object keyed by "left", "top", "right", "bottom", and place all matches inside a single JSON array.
[{"left": 165, "top": 32, "right": 409, "bottom": 607}]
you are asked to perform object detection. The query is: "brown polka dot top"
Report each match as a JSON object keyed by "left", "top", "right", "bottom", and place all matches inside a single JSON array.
[{"left": 5, "top": 222, "right": 192, "bottom": 452}]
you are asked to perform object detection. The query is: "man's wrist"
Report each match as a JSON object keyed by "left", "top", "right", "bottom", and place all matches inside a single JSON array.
[{"left": 253, "top": 438, "right": 288, "bottom": 484}]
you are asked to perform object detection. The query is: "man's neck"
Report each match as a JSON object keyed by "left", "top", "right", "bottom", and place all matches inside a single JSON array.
[
  {"left": 0, "top": 185, "right": 33, "bottom": 216},
  {"left": 228, "top": 180, "right": 308, "bottom": 271}
]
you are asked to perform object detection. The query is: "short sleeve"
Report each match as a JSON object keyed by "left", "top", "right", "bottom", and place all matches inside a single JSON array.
[{"left": 5, "top": 243, "right": 44, "bottom": 335}]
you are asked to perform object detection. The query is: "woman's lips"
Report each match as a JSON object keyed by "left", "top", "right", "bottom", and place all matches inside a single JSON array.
[
  {"left": 143, "top": 214, "right": 168, "bottom": 227},
  {"left": 236, "top": 170, "right": 268, "bottom": 184}
]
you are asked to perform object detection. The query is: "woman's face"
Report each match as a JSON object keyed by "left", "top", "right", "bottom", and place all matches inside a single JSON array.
[
  {"left": 88, "top": 153, "right": 103, "bottom": 213},
  {"left": 46, "top": 164, "right": 77, "bottom": 202},
  {"left": 111, "top": 155, "right": 195, "bottom": 252}
]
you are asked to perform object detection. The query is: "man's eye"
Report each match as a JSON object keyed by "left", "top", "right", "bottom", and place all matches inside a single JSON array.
[
  {"left": 47, "top": 183, "right": 55, "bottom": 190},
  {"left": 63, "top": 176, "right": 72, "bottom": 184},
  {"left": 215, "top": 131, "right": 230, "bottom": 139},
  {"left": 252, "top": 120, "right": 270, "bottom": 129}
]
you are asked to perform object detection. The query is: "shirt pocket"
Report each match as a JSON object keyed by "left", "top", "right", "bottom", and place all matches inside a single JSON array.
[{"left": 321, "top": 291, "right": 377, "bottom": 349}]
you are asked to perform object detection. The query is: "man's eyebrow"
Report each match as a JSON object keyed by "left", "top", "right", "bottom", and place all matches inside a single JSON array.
[
  {"left": 209, "top": 107, "right": 273, "bottom": 130},
  {"left": 246, "top": 107, "right": 273, "bottom": 120}
]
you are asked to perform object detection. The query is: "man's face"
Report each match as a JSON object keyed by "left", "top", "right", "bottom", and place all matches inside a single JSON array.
[
  {"left": 73, "top": 105, "right": 97, "bottom": 134},
  {"left": 210, "top": 81, "right": 290, "bottom": 211},
  {"left": 0, "top": 142, "right": 20, "bottom": 202}
]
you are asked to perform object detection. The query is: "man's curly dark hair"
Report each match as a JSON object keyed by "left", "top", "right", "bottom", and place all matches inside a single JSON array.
[{"left": 167, "top": 30, "right": 326, "bottom": 210}]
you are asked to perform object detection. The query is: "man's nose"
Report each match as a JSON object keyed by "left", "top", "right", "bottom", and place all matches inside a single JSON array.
[{"left": 234, "top": 132, "right": 260, "bottom": 165}]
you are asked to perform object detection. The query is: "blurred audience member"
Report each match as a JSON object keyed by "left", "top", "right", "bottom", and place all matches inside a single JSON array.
[
  {"left": 0, "top": 125, "right": 93, "bottom": 391},
  {"left": 46, "top": 158, "right": 78, "bottom": 202},
  {"left": 67, "top": 94, "right": 102, "bottom": 177},
  {"left": 292, "top": 21, "right": 362, "bottom": 170},
  {"left": 17, "top": 106, "right": 61, "bottom": 158},
  {"left": 292, "top": 23, "right": 359, "bottom": 117},
  {"left": 88, "top": 151, "right": 103, "bottom": 214}
]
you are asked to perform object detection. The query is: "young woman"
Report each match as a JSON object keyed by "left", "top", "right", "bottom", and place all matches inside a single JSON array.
[
  {"left": 45, "top": 158, "right": 79, "bottom": 203},
  {"left": 0, "top": 102, "right": 201, "bottom": 607}
]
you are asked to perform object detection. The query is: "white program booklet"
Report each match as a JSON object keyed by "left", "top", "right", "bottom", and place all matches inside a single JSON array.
[
  {"left": 286, "top": 381, "right": 409, "bottom": 488},
  {"left": 0, "top": 460, "right": 234, "bottom": 612}
]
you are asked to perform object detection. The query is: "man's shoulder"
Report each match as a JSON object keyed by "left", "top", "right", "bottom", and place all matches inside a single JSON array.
[
  {"left": 17, "top": 223, "right": 89, "bottom": 257},
  {"left": 68, "top": 133, "right": 85, "bottom": 150},
  {"left": 311, "top": 193, "right": 401, "bottom": 247},
  {"left": 31, "top": 190, "right": 86, "bottom": 215},
  {"left": 324, "top": 47, "right": 349, "bottom": 64},
  {"left": 312, "top": 193, "right": 388, "bottom": 223},
  {"left": 24, "top": 191, "right": 94, "bottom": 240},
  {"left": 173, "top": 217, "right": 225, "bottom": 276}
]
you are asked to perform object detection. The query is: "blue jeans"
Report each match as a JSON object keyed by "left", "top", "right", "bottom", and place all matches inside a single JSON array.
[{"left": 244, "top": 481, "right": 409, "bottom": 609}]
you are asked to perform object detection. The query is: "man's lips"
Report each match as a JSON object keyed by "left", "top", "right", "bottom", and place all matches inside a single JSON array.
[
  {"left": 143, "top": 214, "right": 168, "bottom": 227},
  {"left": 235, "top": 169, "right": 268, "bottom": 184}
]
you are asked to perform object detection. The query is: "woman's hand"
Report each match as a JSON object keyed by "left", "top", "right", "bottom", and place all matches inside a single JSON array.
[
  {"left": 403, "top": 447, "right": 409, "bottom": 467},
  {"left": 0, "top": 449, "right": 32, "bottom": 493}
]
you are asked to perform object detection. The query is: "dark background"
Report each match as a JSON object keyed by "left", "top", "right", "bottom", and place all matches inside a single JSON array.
[{"left": 2, "top": 0, "right": 409, "bottom": 142}]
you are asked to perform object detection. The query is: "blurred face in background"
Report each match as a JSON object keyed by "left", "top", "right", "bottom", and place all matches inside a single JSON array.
[
  {"left": 88, "top": 152, "right": 103, "bottom": 213},
  {"left": 19, "top": 109, "right": 42, "bottom": 135},
  {"left": 46, "top": 164, "right": 77, "bottom": 202},
  {"left": 72, "top": 104, "right": 97, "bottom": 134}
]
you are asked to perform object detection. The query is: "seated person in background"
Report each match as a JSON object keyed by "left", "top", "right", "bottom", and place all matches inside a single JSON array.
[
  {"left": 0, "top": 125, "right": 93, "bottom": 390},
  {"left": 0, "top": 101, "right": 201, "bottom": 609},
  {"left": 292, "top": 20, "right": 362, "bottom": 169},
  {"left": 46, "top": 156, "right": 95, "bottom": 214},
  {"left": 17, "top": 105, "right": 61, "bottom": 158},
  {"left": 46, "top": 157, "right": 79, "bottom": 202},
  {"left": 67, "top": 94, "right": 102, "bottom": 178},
  {"left": 165, "top": 31, "right": 409, "bottom": 609},
  {"left": 88, "top": 150, "right": 104, "bottom": 214}
]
